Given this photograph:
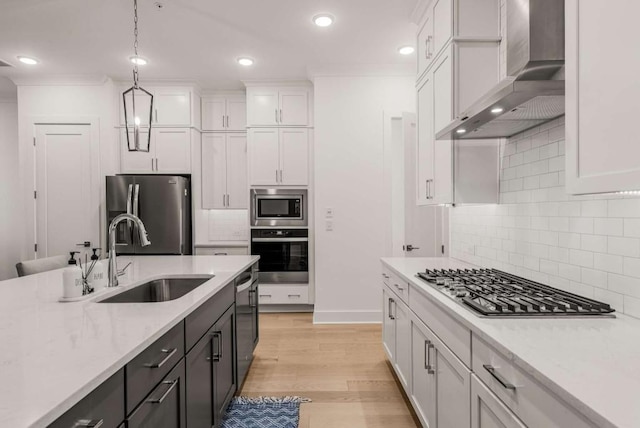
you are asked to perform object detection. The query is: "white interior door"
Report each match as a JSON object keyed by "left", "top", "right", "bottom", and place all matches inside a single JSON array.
[
  {"left": 403, "top": 113, "right": 437, "bottom": 257},
  {"left": 35, "top": 124, "right": 95, "bottom": 258}
]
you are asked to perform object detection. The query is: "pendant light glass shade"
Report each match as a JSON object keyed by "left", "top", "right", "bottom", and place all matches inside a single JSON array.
[{"left": 123, "top": 85, "right": 153, "bottom": 152}]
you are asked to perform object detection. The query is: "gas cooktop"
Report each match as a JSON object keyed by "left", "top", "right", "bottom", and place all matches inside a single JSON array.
[{"left": 416, "top": 268, "right": 616, "bottom": 318}]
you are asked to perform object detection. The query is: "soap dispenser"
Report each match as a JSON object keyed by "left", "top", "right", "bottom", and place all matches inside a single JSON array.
[
  {"left": 63, "top": 252, "right": 84, "bottom": 298},
  {"left": 88, "top": 248, "right": 107, "bottom": 292}
]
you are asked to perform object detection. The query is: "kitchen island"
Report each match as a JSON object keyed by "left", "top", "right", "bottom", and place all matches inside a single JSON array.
[
  {"left": 382, "top": 257, "right": 640, "bottom": 428},
  {"left": 0, "top": 255, "right": 258, "bottom": 428}
]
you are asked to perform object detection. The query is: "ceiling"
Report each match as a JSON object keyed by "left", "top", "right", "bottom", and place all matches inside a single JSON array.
[{"left": 0, "top": 0, "right": 418, "bottom": 90}]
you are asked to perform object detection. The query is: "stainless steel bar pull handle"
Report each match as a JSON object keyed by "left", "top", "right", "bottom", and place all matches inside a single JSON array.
[
  {"left": 144, "top": 348, "right": 177, "bottom": 368},
  {"left": 74, "top": 419, "right": 104, "bottom": 428},
  {"left": 147, "top": 380, "right": 178, "bottom": 404},
  {"left": 388, "top": 298, "right": 395, "bottom": 320},
  {"left": 483, "top": 364, "right": 516, "bottom": 390},
  {"left": 280, "top": 109, "right": 283, "bottom": 123},
  {"left": 212, "top": 331, "right": 223, "bottom": 361},
  {"left": 222, "top": 115, "right": 225, "bottom": 127},
  {"left": 425, "top": 340, "right": 435, "bottom": 374},
  {"left": 275, "top": 109, "right": 278, "bottom": 123}
]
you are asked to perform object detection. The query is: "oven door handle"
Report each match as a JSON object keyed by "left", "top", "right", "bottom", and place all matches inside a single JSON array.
[{"left": 251, "top": 238, "right": 309, "bottom": 243}]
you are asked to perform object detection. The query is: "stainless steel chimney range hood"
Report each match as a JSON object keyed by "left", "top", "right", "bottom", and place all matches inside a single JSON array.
[{"left": 437, "top": 0, "right": 565, "bottom": 140}]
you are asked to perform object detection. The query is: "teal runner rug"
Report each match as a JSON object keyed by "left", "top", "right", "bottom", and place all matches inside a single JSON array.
[{"left": 221, "top": 396, "right": 309, "bottom": 428}]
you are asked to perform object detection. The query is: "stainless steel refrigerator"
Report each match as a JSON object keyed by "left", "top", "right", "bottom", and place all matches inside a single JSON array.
[{"left": 106, "top": 175, "right": 192, "bottom": 255}]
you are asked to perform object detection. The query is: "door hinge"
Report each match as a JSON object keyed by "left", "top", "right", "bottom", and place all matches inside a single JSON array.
[
  {"left": 34, "top": 243, "right": 38, "bottom": 252},
  {"left": 33, "top": 190, "right": 37, "bottom": 199},
  {"left": 441, "top": 245, "right": 445, "bottom": 255}
]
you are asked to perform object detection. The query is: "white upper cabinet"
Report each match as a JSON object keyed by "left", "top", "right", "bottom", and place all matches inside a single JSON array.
[
  {"left": 246, "top": 87, "right": 311, "bottom": 127},
  {"left": 120, "top": 128, "right": 191, "bottom": 174},
  {"left": 248, "top": 128, "right": 309, "bottom": 186},
  {"left": 417, "top": 0, "right": 500, "bottom": 81},
  {"left": 566, "top": 0, "right": 640, "bottom": 194},
  {"left": 201, "top": 133, "right": 248, "bottom": 209},
  {"left": 202, "top": 95, "right": 246, "bottom": 131},
  {"left": 119, "top": 86, "right": 198, "bottom": 127}
]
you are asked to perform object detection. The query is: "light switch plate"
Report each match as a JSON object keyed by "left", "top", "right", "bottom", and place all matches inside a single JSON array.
[{"left": 325, "top": 207, "right": 334, "bottom": 218}]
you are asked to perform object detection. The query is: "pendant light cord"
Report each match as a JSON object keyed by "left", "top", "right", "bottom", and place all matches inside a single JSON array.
[{"left": 132, "top": 0, "right": 139, "bottom": 88}]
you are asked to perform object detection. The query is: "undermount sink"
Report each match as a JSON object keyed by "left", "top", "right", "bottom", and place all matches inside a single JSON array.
[{"left": 98, "top": 275, "right": 214, "bottom": 303}]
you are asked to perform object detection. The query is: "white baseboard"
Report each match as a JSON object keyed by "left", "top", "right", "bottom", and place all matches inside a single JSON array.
[
  {"left": 312, "top": 310, "right": 382, "bottom": 324},
  {"left": 259, "top": 304, "right": 314, "bottom": 313}
]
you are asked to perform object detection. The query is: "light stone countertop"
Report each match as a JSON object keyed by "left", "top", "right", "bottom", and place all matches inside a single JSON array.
[
  {"left": 0, "top": 255, "right": 258, "bottom": 428},
  {"left": 381, "top": 257, "right": 640, "bottom": 428}
]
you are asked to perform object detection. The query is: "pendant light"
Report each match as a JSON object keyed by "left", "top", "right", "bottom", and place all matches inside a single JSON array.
[{"left": 123, "top": 0, "right": 153, "bottom": 152}]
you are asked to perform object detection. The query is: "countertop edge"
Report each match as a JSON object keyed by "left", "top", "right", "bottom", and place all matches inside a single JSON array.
[
  {"left": 31, "top": 256, "right": 259, "bottom": 428},
  {"left": 380, "top": 257, "right": 617, "bottom": 428}
]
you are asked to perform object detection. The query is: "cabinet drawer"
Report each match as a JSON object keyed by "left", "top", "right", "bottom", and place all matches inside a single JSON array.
[
  {"left": 185, "top": 282, "right": 234, "bottom": 351},
  {"left": 382, "top": 268, "right": 409, "bottom": 304},
  {"left": 127, "top": 359, "right": 186, "bottom": 428},
  {"left": 409, "top": 283, "right": 471, "bottom": 366},
  {"left": 49, "top": 369, "right": 125, "bottom": 428},
  {"left": 126, "top": 322, "right": 185, "bottom": 414},
  {"left": 194, "top": 246, "right": 249, "bottom": 256},
  {"left": 472, "top": 335, "right": 597, "bottom": 428},
  {"left": 258, "top": 284, "right": 308, "bottom": 304}
]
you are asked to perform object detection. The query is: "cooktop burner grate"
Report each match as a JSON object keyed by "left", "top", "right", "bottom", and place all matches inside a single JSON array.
[{"left": 416, "top": 268, "right": 615, "bottom": 317}]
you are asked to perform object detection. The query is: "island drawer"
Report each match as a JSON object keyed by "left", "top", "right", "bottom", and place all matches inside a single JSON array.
[
  {"left": 49, "top": 368, "right": 125, "bottom": 428},
  {"left": 381, "top": 268, "right": 409, "bottom": 304},
  {"left": 472, "top": 334, "right": 597, "bottom": 428},
  {"left": 185, "top": 281, "right": 235, "bottom": 351},
  {"left": 409, "top": 283, "right": 471, "bottom": 367},
  {"left": 126, "top": 322, "right": 185, "bottom": 414}
]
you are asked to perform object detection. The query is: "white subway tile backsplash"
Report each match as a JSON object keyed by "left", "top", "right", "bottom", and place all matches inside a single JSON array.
[
  {"left": 450, "top": 120, "right": 640, "bottom": 317},
  {"left": 608, "top": 237, "right": 640, "bottom": 257}
]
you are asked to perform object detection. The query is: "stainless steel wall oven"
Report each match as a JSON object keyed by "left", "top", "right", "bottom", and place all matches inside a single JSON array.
[{"left": 250, "top": 229, "right": 309, "bottom": 284}]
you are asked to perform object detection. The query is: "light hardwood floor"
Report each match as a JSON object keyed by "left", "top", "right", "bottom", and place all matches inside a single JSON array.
[{"left": 239, "top": 313, "right": 420, "bottom": 428}]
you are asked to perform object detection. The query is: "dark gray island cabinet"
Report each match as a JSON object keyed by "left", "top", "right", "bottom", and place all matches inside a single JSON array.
[{"left": 48, "top": 280, "right": 240, "bottom": 428}]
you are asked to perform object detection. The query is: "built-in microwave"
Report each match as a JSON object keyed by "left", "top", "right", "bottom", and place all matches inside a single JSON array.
[{"left": 250, "top": 189, "right": 307, "bottom": 227}]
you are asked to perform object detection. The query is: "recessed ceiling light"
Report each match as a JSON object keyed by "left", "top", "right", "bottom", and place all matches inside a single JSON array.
[
  {"left": 491, "top": 107, "right": 504, "bottom": 114},
  {"left": 456, "top": 129, "right": 467, "bottom": 134},
  {"left": 129, "top": 56, "right": 148, "bottom": 66},
  {"left": 398, "top": 46, "right": 415, "bottom": 55},
  {"left": 237, "top": 57, "right": 254, "bottom": 66},
  {"left": 313, "top": 14, "right": 334, "bottom": 27},
  {"left": 17, "top": 56, "right": 38, "bottom": 65}
]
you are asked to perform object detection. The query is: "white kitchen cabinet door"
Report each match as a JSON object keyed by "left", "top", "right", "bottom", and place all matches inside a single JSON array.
[
  {"left": 226, "top": 134, "right": 248, "bottom": 209},
  {"left": 154, "top": 128, "right": 191, "bottom": 173},
  {"left": 394, "top": 299, "right": 411, "bottom": 393},
  {"left": 433, "top": 45, "right": 454, "bottom": 134},
  {"left": 121, "top": 128, "right": 154, "bottom": 173},
  {"left": 433, "top": 141, "right": 453, "bottom": 205},
  {"left": 382, "top": 287, "right": 396, "bottom": 362},
  {"left": 201, "top": 134, "right": 227, "bottom": 209},
  {"left": 417, "top": 76, "right": 435, "bottom": 206},
  {"left": 153, "top": 87, "right": 191, "bottom": 126},
  {"left": 226, "top": 98, "right": 247, "bottom": 131},
  {"left": 417, "top": 12, "right": 433, "bottom": 81},
  {"left": 434, "top": 330, "right": 471, "bottom": 428},
  {"left": 248, "top": 90, "right": 279, "bottom": 126},
  {"left": 202, "top": 98, "right": 227, "bottom": 131},
  {"left": 279, "top": 90, "right": 309, "bottom": 126},
  {"left": 471, "top": 375, "right": 526, "bottom": 428},
  {"left": 566, "top": 0, "right": 640, "bottom": 194},
  {"left": 432, "top": 0, "right": 453, "bottom": 60},
  {"left": 279, "top": 129, "right": 308, "bottom": 186},
  {"left": 248, "top": 129, "right": 280, "bottom": 185},
  {"left": 411, "top": 319, "right": 436, "bottom": 428}
]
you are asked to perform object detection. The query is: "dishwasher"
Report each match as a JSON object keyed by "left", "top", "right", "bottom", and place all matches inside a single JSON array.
[{"left": 236, "top": 262, "right": 259, "bottom": 388}]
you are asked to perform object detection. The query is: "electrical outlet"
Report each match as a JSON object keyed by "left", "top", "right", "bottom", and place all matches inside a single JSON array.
[{"left": 325, "top": 207, "right": 334, "bottom": 218}]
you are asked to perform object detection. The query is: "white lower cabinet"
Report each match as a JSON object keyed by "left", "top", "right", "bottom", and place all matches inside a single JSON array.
[
  {"left": 382, "top": 284, "right": 411, "bottom": 394},
  {"left": 471, "top": 375, "right": 525, "bottom": 428},
  {"left": 258, "top": 284, "right": 309, "bottom": 305},
  {"left": 410, "top": 314, "right": 470, "bottom": 428}
]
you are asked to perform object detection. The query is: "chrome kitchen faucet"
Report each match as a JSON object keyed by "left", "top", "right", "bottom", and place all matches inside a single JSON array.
[{"left": 107, "top": 213, "right": 151, "bottom": 287}]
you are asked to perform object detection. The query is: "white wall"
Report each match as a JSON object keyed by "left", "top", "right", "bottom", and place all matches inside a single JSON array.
[
  {"left": 16, "top": 79, "right": 117, "bottom": 259},
  {"left": 312, "top": 73, "right": 415, "bottom": 323},
  {"left": 451, "top": 118, "right": 640, "bottom": 318},
  {"left": 0, "top": 99, "right": 21, "bottom": 279}
]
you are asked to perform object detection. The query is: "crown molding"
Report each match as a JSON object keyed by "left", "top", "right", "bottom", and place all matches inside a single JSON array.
[
  {"left": 10, "top": 74, "right": 110, "bottom": 86},
  {"left": 410, "top": 0, "right": 432, "bottom": 24},
  {"left": 242, "top": 79, "right": 313, "bottom": 88},
  {"left": 307, "top": 64, "right": 415, "bottom": 81}
]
